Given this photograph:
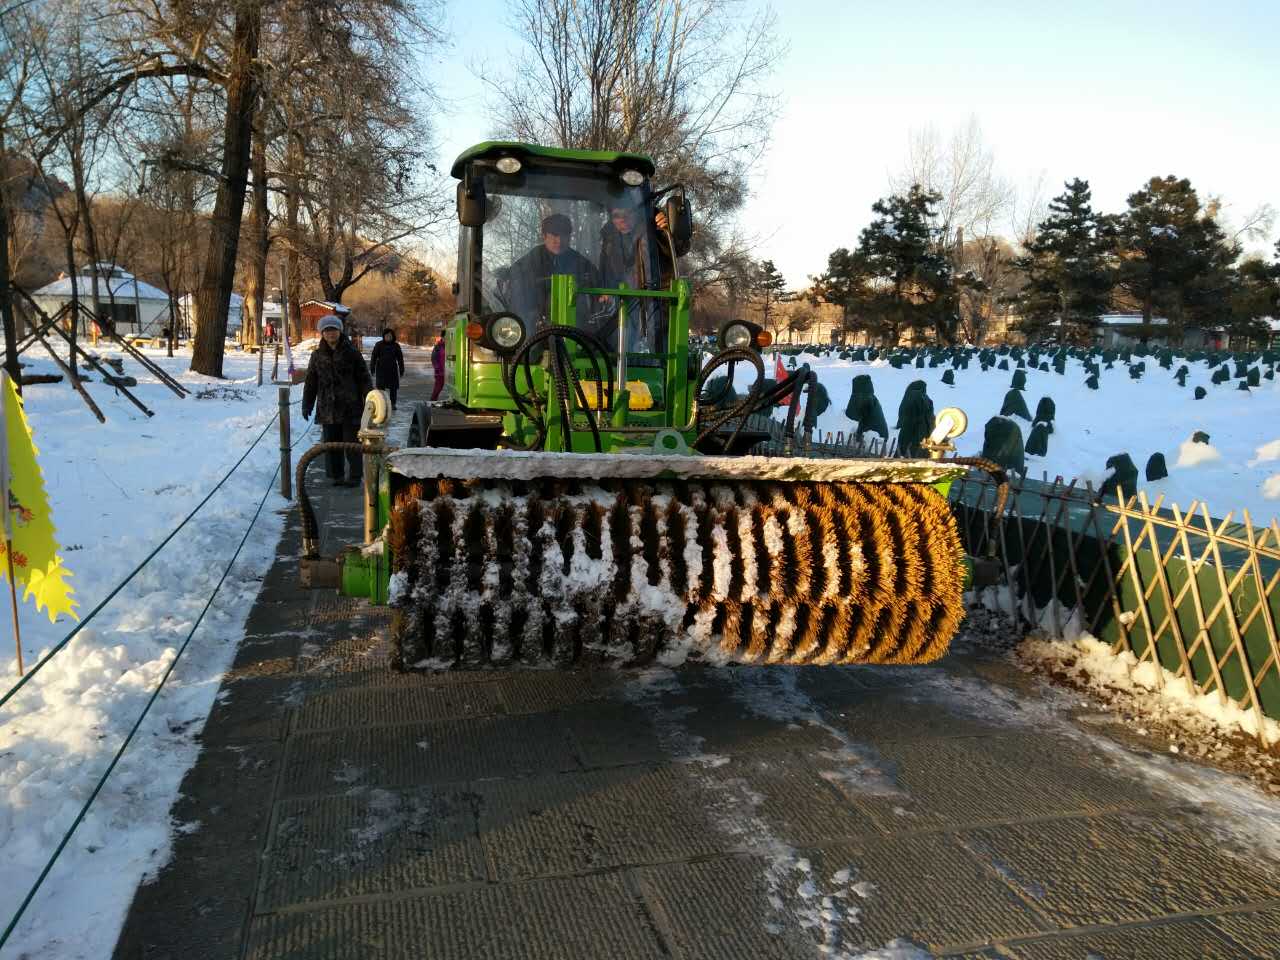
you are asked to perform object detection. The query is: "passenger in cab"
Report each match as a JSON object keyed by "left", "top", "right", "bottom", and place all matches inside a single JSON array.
[{"left": 508, "top": 213, "right": 599, "bottom": 329}]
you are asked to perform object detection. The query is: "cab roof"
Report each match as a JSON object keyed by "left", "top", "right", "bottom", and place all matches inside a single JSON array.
[{"left": 450, "top": 141, "right": 656, "bottom": 180}]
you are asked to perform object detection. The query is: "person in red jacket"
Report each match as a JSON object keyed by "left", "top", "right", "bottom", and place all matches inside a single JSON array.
[{"left": 430, "top": 334, "right": 446, "bottom": 401}]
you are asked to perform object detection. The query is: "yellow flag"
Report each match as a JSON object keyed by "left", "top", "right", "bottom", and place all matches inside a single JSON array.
[{"left": 2, "top": 372, "right": 77, "bottom": 623}]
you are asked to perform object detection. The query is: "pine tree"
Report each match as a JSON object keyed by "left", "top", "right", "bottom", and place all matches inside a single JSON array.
[
  {"left": 1111, "top": 176, "right": 1240, "bottom": 341},
  {"left": 753, "top": 259, "right": 789, "bottom": 338},
  {"left": 852, "top": 185, "right": 958, "bottom": 345},
  {"left": 1229, "top": 240, "right": 1280, "bottom": 347},
  {"left": 1011, "top": 179, "right": 1112, "bottom": 344},
  {"left": 810, "top": 248, "right": 869, "bottom": 344}
]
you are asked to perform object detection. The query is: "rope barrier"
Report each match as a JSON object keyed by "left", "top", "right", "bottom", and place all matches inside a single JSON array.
[
  {"left": 0, "top": 398, "right": 302, "bottom": 711},
  {"left": 0, "top": 433, "right": 295, "bottom": 951}
]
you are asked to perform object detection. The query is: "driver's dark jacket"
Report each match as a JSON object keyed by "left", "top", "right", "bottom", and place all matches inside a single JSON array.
[{"left": 508, "top": 243, "right": 600, "bottom": 328}]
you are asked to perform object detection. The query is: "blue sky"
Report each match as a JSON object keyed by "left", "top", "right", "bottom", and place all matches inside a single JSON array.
[{"left": 422, "top": 0, "right": 1279, "bottom": 287}]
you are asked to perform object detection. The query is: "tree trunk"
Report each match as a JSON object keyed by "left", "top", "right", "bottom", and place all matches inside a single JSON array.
[
  {"left": 284, "top": 133, "right": 304, "bottom": 341},
  {"left": 190, "top": 2, "right": 262, "bottom": 378},
  {"left": 245, "top": 130, "right": 269, "bottom": 352},
  {"left": 0, "top": 132, "right": 20, "bottom": 391}
]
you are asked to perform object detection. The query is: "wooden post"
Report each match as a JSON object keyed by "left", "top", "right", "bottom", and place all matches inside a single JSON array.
[
  {"left": 5, "top": 546, "right": 20, "bottom": 676},
  {"left": 278, "top": 387, "right": 292, "bottom": 500}
]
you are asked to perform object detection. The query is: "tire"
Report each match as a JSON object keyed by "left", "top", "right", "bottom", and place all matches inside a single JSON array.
[{"left": 407, "top": 403, "right": 432, "bottom": 448}]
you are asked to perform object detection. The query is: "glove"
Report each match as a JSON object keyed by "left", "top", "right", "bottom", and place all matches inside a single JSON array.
[{"left": 302, "top": 408, "right": 311, "bottom": 421}]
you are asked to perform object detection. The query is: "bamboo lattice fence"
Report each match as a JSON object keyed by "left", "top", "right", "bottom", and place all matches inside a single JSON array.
[{"left": 950, "top": 472, "right": 1280, "bottom": 744}]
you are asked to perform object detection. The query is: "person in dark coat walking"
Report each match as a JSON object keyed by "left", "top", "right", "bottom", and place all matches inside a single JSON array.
[
  {"left": 302, "top": 314, "right": 373, "bottom": 486},
  {"left": 430, "top": 334, "right": 446, "bottom": 401},
  {"left": 369, "top": 327, "right": 405, "bottom": 409}
]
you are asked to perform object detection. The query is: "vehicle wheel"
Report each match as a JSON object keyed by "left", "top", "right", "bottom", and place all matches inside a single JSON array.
[{"left": 407, "top": 403, "right": 432, "bottom": 448}]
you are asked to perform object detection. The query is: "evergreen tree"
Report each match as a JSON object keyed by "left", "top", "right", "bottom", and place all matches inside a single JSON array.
[
  {"left": 810, "top": 248, "right": 869, "bottom": 344},
  {"left": 753, "top": 259, "right": 789, "bottom": 337},
  {"left": 1010, "top": 179, "right": 1112, "bottom": 343},
  {"left": 851, "top": 185, "right": 958, "bottom": 345},
  {"left": 1229, "top": 240, "right": 1280, "bottom": 346},
  {"left": 1111, "top": 176, "right": 1240, "bottom": 340}
]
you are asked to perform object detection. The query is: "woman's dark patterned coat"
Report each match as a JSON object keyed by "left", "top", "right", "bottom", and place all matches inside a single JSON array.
[{"left": 302, "top": 334, "right": 373, "bottom": 424}]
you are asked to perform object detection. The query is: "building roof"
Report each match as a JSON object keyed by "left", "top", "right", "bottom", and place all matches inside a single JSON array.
[
  {"left": 178, "top": 292, "right": 244, "bottom": 311},
  {"left": 1096, "top": 313, "right": 1169, "bottom": 327},
  {"left": 34, "top": 270, "right": 169, "bottom": 302},
  {"left": 302, "top": 300, "right": 350, "bottom": 314}
]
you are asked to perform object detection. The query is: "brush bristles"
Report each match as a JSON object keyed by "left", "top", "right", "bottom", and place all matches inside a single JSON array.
[{"left": 389, "top": 477, "right": 965, "bottom": 669}]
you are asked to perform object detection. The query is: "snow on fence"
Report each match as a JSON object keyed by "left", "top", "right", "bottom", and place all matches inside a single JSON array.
[{"left": 949, "top": 472, "right": 1280, "bottom": 743}]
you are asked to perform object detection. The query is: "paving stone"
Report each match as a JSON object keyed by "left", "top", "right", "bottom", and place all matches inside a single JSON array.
[
  {"left": 169, "top": 740, "right": 283, "bottom": 854},
  {"left": 198, "top": 676, "right": 300, "bottom": 743},
  {"left": 294, "top": 682, "right": 504, "bottom": 730},
  {"left": 957, "top": 811, "right": 1280, "bottom": 929},
  {"left": 818, "top": 689, "right": 1007, "bottom": 744},
  {"left": 692, "top": 752, "right": 884, "bottom": 846},
  {"left": 280, "top": 714, "right": 580, "bottom": 796},
  {"left": 836, "top": 664, "right": 952, "bottom": 690},
  {"left": 113, "top": 854, "right": 253, "bottom": 960},
  {"left": 670, "top": 695, "right": 842, "bottom": 758},
  {"left": 841, "top": 734, "right": 1158, "bottom": 833},
  {"left": 245, "top": 873, "right": 666, "bottom": 959},
  {"left": 228, "top": 629, "right": 303, "bottom": 676},
  {"left": 634, "top": 854, "right": 865, "bottom": 959},
  {"left": 1004, "top": 917, "right": 1245, "bottom": 959},
  {"left": 563, "top": 700, "right": 672, "bottom": 766},
  {"left": 496, "top": 670, "right": 611, "bottom": 714},
  {"left": 258, "top": 787, "right": 485, "bottom": 910},
  {"left": 1207, "top": 904, "right": 1280, "bottom": 957},
  {"left": 477, "top": 765, "right": 728, "bottom": 880},
  {"left": 804, "top": 835, "right": 1052, "bottom": 952}
]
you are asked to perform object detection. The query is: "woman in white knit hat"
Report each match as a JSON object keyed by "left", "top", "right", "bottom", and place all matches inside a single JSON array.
[{"left": 301, "top": 313, "right": 372, "bottom": 486}]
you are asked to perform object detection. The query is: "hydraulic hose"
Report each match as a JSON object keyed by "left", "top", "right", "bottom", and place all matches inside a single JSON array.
[
  {"left": 296, "top": 441, "right": 367, "bottom": 559},
  {"left": 503, "top": 325, "right": 614, "bottom": 452}
]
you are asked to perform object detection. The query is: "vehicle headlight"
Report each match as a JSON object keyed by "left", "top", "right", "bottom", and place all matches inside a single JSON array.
[
  {"left": 619, "top": 168, "right": 645, "bottom": 186},
  {"left": 490, "top": 314, "right": 524, "bottom": 350},
  {"left": 721, "top": 322, "right": 752, "bottom": 350},
  {"left": 495, "top": 156, "right": 522, "bottom": 174}
]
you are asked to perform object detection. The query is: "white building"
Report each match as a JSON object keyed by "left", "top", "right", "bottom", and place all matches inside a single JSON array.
[
  {"left": 31, "top": 263, "right": 171, "bottom": 337},
  {"left": 178, "top": 292, "right": 244, "bottom": 339}
]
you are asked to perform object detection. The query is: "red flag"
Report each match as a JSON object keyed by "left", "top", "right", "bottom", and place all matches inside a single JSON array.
[{"left": 774, "top": 354, "right": 790, "bottom": 406}]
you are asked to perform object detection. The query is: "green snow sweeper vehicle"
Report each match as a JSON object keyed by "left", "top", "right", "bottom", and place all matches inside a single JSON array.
[{"left": 296, "top": 141, "right": 1005, "bottom": 670}]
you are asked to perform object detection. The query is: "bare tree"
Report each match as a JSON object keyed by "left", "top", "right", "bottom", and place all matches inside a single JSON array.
[
  {"left": 892, "top": 115, "right": 1014, "bottom": 251},
  {"left": 1205, "top": 194, "right": 1277, "bottom": 246},
  {"left": 483, "top": 0, "right": 784, "bottom": 290},
  {"left": 1009, "top": 170, "right": 1049, "bottom": 251}
]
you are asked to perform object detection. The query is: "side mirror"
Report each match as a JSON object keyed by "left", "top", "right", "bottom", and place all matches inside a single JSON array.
[
  {"left": 456, "top": 176, "right": 486, "bottom": 227},
  {"left": 663, "top": 193, "right": 693, "bottom": 257}
]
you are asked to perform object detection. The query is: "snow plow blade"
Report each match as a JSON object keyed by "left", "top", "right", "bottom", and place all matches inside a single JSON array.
[{"left": 386, "top": 448, "right": 967, "bottom": 670}]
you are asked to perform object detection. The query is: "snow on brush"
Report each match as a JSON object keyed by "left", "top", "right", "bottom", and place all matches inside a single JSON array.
[
  {"left": 0, "top": 344, "right": 309, "bottom": 959},
  {"left": 741, "top": 350, "right": 1280, "bottom": 525}
]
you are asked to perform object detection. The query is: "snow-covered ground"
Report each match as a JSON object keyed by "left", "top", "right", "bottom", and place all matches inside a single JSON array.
[
  {"left": 0, "top": 342, "right": 310, "bottom": 958},
  {"left": 742, "top": 349, "right": 1280, "bottom": 526}
]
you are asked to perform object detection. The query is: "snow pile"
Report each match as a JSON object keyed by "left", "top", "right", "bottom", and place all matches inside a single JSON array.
[
  {"left": 1252, "top": 438, "right": 1280, "bottom": 464},
  {"left": 1174, "top": 436, "right": 1222, "bottom": 468},
  {"left": 741, "top": 350, "right": 1280, "bottom": 524},
  {"left": 1019, "top": 634, "right": 1280, "bottom": 744},
  {"left": 0, "top": 345, "right": 307, "bottom": 959}
]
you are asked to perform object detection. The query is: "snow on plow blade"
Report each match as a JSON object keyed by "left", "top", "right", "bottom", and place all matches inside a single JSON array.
[{"left": 386, "top": 449, "right": 967, "bottom": 670}]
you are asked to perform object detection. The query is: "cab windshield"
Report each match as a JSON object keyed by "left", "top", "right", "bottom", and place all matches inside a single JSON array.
[{"left": 475, "top": 167, "right": 665, "bottom": 355}]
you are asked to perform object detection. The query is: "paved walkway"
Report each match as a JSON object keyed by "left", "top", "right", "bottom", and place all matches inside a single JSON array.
[{"left": 113, "top": 362, "right": 1280, "bottom": 960}]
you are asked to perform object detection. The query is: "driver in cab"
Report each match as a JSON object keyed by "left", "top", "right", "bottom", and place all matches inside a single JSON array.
[{"left": 508, "top": 213, "right": 599, "bottom": 330}]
